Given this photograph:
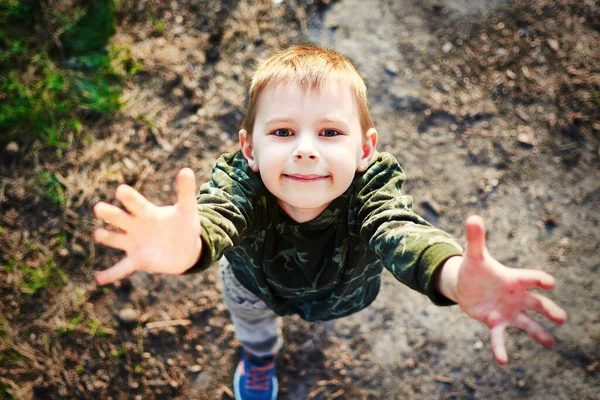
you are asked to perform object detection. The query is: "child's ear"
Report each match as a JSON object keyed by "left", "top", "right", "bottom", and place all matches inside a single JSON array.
[
  {"left": 357, "top": 128, "right": 378, "bottom": 172},
  {"left": 239, "top": 129, "right": 259, "bottom": 172}
]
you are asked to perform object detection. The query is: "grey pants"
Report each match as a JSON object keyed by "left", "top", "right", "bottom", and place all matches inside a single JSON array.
[{"left": 219, "top": 258, "right": 284, "bottom": 357}]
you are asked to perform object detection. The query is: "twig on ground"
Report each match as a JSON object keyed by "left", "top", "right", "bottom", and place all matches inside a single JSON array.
[{"left": 145, "top": 319, "right": 191, "bottom": 330}]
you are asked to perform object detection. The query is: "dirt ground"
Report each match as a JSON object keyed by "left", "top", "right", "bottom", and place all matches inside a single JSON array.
[{"left": 1, "top": 0, "right": 599, "bottom": 399}]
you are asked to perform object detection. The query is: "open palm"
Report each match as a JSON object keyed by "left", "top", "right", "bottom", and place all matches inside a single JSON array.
[
  {"left": 456, "top": 216, "right": 568, "bottom": 365},
  {"left": 93, "top": 168, "right": 202, "bottom": 285}
]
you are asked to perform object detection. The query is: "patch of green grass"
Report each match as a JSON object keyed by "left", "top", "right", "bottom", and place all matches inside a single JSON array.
[
  {"left": 70, "top": 314, "right": 85, "bottom": 326},
  {"left": 0, "top": 334, "right": 22, "bottom": 364},
  {"left": 592, "top": 89, "right": 600, "bottom": 109},
  {"left": 136, "top": 114, "right": 157, "bottom": 131},
  {"left": 0, "top": 350, "right": 21, "bottom": 364},
  {"left": 0, "top": 59, "right": 79, "bottom": 148},
  {"left": 74, "top": 290, "right": 86, "bottom": 307},
  {"left": 3, "top": 260, "right": 15, "bottom": 273},
  {"left": 149, "top": 12, "right": 165, "bottom": 33},
  {"left": 3, "top": 256, "right": 65, "bottom": 296},
  {"left": 0, "top": 0, "right": 123, "bottom": 148},
  {"left": 19, "top": 258, "right": 67, "bottom": 296},
  {"left": 110, "top": 45, "right": 145, "bottom": 76},
  {"left": 35, "top": 170, "right": 67, "bottom": 207},
  {"left": 0, "top": 383, "right": 12, "bottom": 400},
  {"left": 111, "top": 346, "right": 126, "bottom": 358},
  {"left": 87, "top": 321, "right": 112, "bottom": 337},
  {"left": 58, "top": 313, "right": 85, "bottom": 336},
  {"left": 0, "top": 317, "right": 8, "bottom": 339},
  {"left": 55, "top": 230, "right": 67, "bottom": 248}
]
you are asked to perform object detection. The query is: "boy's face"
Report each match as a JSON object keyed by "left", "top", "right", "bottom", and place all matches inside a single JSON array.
[{"left": 240, "top": 81, "right": 377, "bottom": 223}]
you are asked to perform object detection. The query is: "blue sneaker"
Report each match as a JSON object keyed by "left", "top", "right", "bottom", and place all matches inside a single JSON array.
[{"left": 233, "top": 349, "right": 278, "bottom": 400}]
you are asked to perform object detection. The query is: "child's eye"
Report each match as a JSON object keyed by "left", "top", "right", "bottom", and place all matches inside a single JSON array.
[
  {"left": 272, "top": 129, "right": 293, "bottom": 137},
  {"left": 321, "top": 129, "right": 341, "bottom": 137}
]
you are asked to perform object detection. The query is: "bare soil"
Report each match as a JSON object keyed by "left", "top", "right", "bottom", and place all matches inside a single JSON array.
[{"left": 1, "top": 0, "right": 598, "bottom": 399}]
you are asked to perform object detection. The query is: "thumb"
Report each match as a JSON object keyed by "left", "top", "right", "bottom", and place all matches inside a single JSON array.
[
  {"left": 465, "top": 215, "right": 487, "bottom": 260},
  {"left": 176, "top": 168, "right": 198, "bottom": 212}
]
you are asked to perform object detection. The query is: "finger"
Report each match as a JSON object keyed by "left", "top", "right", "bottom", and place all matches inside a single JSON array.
[
  {"left": 513, "top": 268, "right": 556, "bottom": 290},
  {"left": 95, "top": 257, "right": 137, "bottom": 286},
  {"left": 490, "top": 324, "right": 508, "bottom": 365},
  {"left": 94, "top": 202, "right": 133, "bottom": 231},
  {"left": 523, "top": 293, "right": 568, "bottom": 325},
  {"left": 514, "top": 313, "right": 555, "bottom": 348},
  {"left": 176, "top": 168, "right": 198, "bottom": 212},
  {"left": 465, "top": 215, "right": 487, "bottom": 260},
  {"left": 93, "top": 228, "right": 129, "bottom": 251},
  {"left": 115, "top": 184, "right": 153, "bottom": 216}
]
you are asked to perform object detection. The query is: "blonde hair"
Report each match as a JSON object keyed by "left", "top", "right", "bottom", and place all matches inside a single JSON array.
[{"left": 241, "top": 44, "right": 374, "bottom": 137}]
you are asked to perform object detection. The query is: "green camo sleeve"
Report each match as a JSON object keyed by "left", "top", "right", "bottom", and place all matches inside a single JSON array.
[
  {"left": 186, "top": 151, "right": 265, "bottom": 273},
  {"left": 355, "top": 153, "right": 463, "bottom": 306}
]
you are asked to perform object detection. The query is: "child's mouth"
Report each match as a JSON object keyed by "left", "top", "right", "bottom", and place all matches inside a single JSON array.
[{"left": 283, "top": 174, "right": 329, "bottom": 182}]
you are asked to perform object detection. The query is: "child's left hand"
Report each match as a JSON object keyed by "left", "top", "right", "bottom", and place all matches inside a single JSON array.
[{"left": 440, "top": 216, "right": 568, "bottom": 365}]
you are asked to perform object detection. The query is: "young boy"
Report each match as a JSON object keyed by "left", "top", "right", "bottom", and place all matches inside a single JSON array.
[{"left": 93, "top": 45, "right": 567, "bottom": 400}]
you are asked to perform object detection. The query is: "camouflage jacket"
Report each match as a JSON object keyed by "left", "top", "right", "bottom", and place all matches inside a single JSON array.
[{"left": 189, "top": 151, "right": 463, "bottom": 321}]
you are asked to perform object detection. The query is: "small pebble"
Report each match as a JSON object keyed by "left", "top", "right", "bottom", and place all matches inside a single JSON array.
[
  {"left": 118, "top": 308, "right": 140, "bottom": 325},
  {"left": 384, "top": 61, "right": 399, "bottom": 76},
  {"left": 6, "top": 142, "right": 19, "bottom": 153}
]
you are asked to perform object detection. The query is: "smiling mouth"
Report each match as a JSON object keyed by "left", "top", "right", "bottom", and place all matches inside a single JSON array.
[{"left": 283, "top": 174, "right": 329, "bottom": 182}]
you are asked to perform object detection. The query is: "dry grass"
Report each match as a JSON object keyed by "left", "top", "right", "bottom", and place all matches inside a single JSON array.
[
  {"left": 1, "top": 0, "right": 598, "bottom": 398},
  {"left": 0, "top": 0, "right": 321, "bottom": 398}
]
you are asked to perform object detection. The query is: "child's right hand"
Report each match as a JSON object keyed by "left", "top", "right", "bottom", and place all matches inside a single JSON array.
[{"left": 93, "top": 168, "right": 202, "bottom": 285}]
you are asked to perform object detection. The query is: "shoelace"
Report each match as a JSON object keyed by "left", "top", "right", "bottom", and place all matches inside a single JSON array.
[{"left": 246, "top": 361, "right": 274, "bottom": 391}]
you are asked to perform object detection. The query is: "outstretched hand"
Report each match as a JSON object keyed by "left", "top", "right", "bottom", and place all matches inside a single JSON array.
[
  {"left": 444, "top": 216, "right": 568, "bottom": 365},
  {"left": 93, "top": 168, "right": 202, "bottom": 285}
]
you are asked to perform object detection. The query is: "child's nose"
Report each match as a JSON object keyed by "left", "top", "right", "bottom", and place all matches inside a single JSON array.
[
  {"left": 292, "top": 136, "right": 320, "bottom": 160},
  {"left": 293, "top": 149, "right": 319, "bottom": 160},
  {"left": 292, "top": 145, "right": 319, "bottom": 160}
]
